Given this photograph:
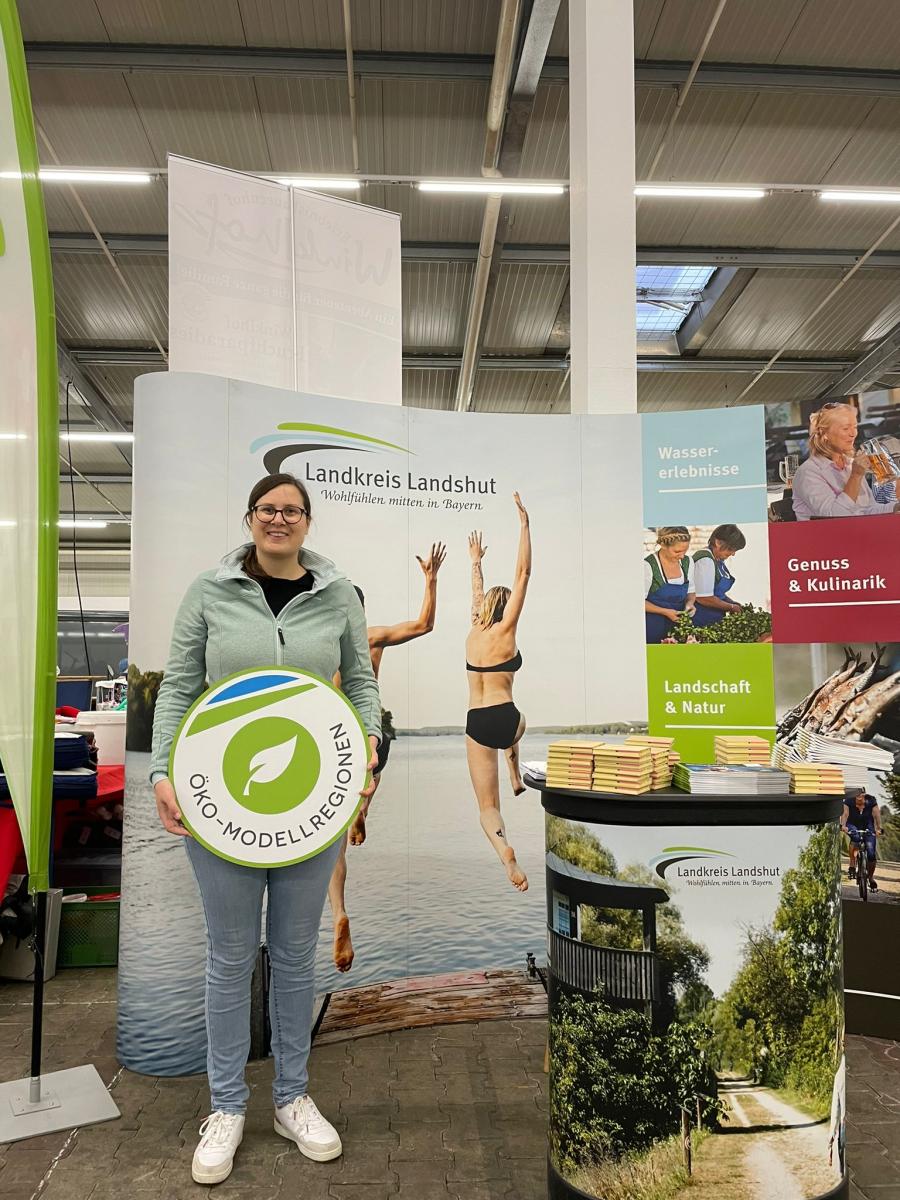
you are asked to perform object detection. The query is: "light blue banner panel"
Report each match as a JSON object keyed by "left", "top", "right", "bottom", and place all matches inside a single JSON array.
[{"left": 642, "top": 406, "right": 767, "bottom": 526}]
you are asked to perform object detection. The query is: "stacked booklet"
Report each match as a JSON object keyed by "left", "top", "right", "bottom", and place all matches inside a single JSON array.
[
  {"left": 673, "top": 763, "right": 790, "bottom": 794},
  {"left": 715, "top": 735, "right": 771, "bottom": 765},
  {"left": 592, "top": 743, "right": 654, "bottom": 794},
  {"left": 625, "top": 735, "right": 677, "bottom": 789},
  {"left": 545, "top": 740, "right": 602, "bottom": 790},
  {"left": 785, "top": 762, "right": 845, "bottom": 795}
]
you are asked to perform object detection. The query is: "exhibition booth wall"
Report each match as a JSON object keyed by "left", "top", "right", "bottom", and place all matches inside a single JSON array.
[{"left": 118, "top": 372, "right": 900, "bottom": 1074}]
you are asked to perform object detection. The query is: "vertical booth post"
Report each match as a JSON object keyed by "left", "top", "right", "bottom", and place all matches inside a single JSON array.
[
  {"left": 0, "top": 0, "right": 119, "bottom": 1141},
  {"left": 568, "top": 0, "right": 637, "bottom": 415}
]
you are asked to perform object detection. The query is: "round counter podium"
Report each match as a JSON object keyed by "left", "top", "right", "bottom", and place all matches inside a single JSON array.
[{"left": 531, "top": 782, "right": 848, "bottom": 1200}]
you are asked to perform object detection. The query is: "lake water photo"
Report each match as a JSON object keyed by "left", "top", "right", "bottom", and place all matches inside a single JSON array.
[{"left": 118, "top": 734, "right": 554, "bottom": 1074}]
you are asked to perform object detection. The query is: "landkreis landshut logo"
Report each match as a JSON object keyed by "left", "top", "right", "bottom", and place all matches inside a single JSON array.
[
  {"left": 650, "top": 845, "right": 781, "bottom": 887},
  {"left": 171, "top": 668, "right": 369, "bottom": 866}
]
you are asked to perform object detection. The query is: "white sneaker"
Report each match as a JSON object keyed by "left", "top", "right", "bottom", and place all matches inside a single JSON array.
[
  {"left": 192, "top": 1111, "right": 245, "bottom": 1184},
  {"left": 274, "top": 1095, "right": 342, "bottom": 1162}
]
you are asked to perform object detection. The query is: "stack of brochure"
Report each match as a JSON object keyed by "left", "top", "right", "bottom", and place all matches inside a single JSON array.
[
  {"left": 796, "top": 729, "right": 894, "bottom": 774},
  {"left": 545, "top": 741, "right": 603, "bottom": 790},
  {"left": 522, "top": 760, "right": 546, "bottom": 784},
  {"left": 673, "top": 763, "right": 790, "bottom": 794},
  {"left": 592, "top": 744, "right": 653, "bottom": 794},
  {"left": 625, "top": 736, "right": 676, "bottom": 789},
  {"left": 785, "top": 762, "right": 845, "bottom": 795},
  {"left": 715, "top": 735, "right": 771, "bottom": 765}
]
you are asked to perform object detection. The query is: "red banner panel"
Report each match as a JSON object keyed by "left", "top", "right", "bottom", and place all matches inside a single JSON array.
[{"left": 769, "top": 514, "right": 900, "bottom": 642}]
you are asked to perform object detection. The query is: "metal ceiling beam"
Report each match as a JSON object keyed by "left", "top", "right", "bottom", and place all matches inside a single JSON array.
[
  {"left": 70, "top": 348, "right": 163, "bottom": 365},
  {"left": 637, "top": 60, "right": 900, "bottom": 97},
  {"left": 405, "top": 355, "right": 854, "bottom": 372},
  {"left": 637, "top": 356, "right": 853, "bottom": 373},
  {"left": 50, "top": 232, "right": 573, "bottom": 264},
  {"left": 675, "top": 267, "right": 755, "bottom": 354},
  {"left": 25, "top": 43, "right": 900, "bottom": 95},
  {"left": 456, "top": 0, "right": 563, "bottom": 411},
  {"left": 68, "top": 348, "right": 855, "bottom": 373},
  {"left": 817, "top": 319, "right": 900, "bottom": 399},
  {"left": 637, "top": 246, "right": 900, "bottom": 269},
  {"left": 24, "top": 42, "right": 567, "bottom": 80},
  {"left": 61, "top": 473, "right": 132, "bottom": 486},
  {"left": 50, "top": 234, "right": 900, "bottom": 270},
  {"left": 58, "top": 344, "right": 131, "bottom": 439}
]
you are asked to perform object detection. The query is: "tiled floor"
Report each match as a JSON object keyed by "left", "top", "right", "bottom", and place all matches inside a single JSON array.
[{"left": 1, "top": 969, "right": 898, "bottom": 1199}]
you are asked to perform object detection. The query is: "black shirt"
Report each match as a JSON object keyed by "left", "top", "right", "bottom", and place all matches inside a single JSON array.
[{"left": 257, "top": 571, "right": 314, "bottom": 617}]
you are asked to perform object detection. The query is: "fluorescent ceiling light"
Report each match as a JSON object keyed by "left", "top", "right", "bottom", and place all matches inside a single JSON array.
[
  {"left": 0, "top": 432, "right": 27, "bottom": 440},
  {"left": 419, "top": 180, "right": 565, "bottom": 195},
  {"left": 819, "top": 189, "right": 900, "bottom": 204},
  {"left": 59, "top": 519, "right": 108, "bottom": 529},
  {"left": 635, "top": 185, "right": 766, "bottom": 199},
  {"left": 0, "top": 520, "right": 16, "bottom": 528},
  {"left": 270, "top": 176, "right": 361, "bottom": 190},
  {"left": 60, "top": 431, "right": 135, "bottom": 443},
  {"left": 34, "top": 168, "right": 151, "bottom": 184}
]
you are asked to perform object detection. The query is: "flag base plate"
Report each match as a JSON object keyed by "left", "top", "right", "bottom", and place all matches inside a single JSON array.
[{"left": 0, "top": 1065, "right": 119, "bottom": 1142}]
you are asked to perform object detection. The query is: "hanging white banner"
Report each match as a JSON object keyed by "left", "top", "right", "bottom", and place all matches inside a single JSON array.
[{"left": 168, "top": 156, "right": 402, "bottom": 405}]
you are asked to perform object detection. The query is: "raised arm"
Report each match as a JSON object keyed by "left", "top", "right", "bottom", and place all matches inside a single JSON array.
[
  {"left": 498, "top": 493, "right": 531, "bottom": 630},
  {"left": 368, "top": 543, "right": 447, "bottom": 648},
  {"left": 469, "top": 531, "right": 487, "bottom": 625}
]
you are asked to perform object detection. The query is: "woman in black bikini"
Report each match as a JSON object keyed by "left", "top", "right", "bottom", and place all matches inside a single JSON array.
[{"left": 465, "top": 492, "right": 531, "bottom": 892}]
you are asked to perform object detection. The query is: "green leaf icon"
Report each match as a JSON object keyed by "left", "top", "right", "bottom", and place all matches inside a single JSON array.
[
  {"left": 244, "top": 735, "right": 298, "bottom": 796},
  {"left": 223, "top": 717, "right": 320, "bottom": 815}
]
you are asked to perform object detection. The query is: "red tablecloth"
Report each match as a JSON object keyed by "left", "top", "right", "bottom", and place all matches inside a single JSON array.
[{"left": 0, "top": 764, "right": 125, "bottom": 894}]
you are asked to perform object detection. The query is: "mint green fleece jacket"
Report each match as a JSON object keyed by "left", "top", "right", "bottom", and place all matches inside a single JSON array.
[{"left": 149, "top": 545, "right": 381, "bottom": 783}]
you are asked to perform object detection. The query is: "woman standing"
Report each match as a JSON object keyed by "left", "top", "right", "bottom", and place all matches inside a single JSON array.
[
  {"left": 465, "top": 493, "right": 531, "bottom": 893},
  {"left": 792, "top": 402, "right": 898, "bottom": 520},
  {"left": 151, "top": 473, "right": 380, "bottom": 1185},
  {"left": 644, "top": 527, "right": 695, "bottom": 643},
  {"left": 692, "top": 524, "right": 745, "bottom": 628}
]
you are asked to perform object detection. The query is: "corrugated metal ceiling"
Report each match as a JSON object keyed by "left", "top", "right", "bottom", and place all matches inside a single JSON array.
[
  {"left": 472, "top": 369, "right": 569, "bottom": 414},
  {"left": 54, "top": 253, "right": 168, "bottom": 346},
  {"left": 635, "top": 0, "right": 900, "bottom": 70},
  {"left": 22, "top": 0, "right": 900, "bottom": 437},
  {"left": 81, "top": 363, "right": 167, "bottom": 423},
  {"left": 401, "top": 367, "right": 457, "bottom": 411},
  {"left": 701, "top": 268, "right": 900, "bottom": 357},
  {"left": 636, "top": 369, "right": 836, "bottom": 411},
  {"left": 482, "top": 264, "right": 569, "bottom": 353}
]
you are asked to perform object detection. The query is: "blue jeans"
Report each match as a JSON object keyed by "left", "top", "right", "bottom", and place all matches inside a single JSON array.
[
  {"left": 850, "top": 830, "right": 876, "bottom": 862},
  {"left": 185, "top": 836, "right": 341, "bottom": 1114}
]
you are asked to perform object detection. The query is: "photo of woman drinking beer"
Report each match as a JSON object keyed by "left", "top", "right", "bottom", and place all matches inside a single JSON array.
[{"left": 791, "top": 402, "right": 900, "bottom": 521}]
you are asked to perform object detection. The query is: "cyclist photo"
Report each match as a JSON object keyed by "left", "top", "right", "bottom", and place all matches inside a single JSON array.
[{"left": 842, "top": 788, "right": 883, "bottom": 898}]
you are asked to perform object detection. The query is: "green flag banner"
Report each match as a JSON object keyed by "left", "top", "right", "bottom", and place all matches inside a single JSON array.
[{"left": 0, "top": 0, "right": 58, "bottom": 894}]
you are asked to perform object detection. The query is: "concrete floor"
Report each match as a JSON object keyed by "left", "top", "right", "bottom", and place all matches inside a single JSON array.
[{"left": 0, "top": 969, "right": 898, "bottom": 1200}]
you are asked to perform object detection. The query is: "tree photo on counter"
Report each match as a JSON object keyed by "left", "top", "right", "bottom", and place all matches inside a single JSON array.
[{"left": 547, "top": 817, "right": 843, "bottom": 1200}]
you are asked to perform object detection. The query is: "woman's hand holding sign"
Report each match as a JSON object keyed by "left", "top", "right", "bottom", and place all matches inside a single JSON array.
[{"left": 154, "top": 777, "right": 192, "bottom": 837}]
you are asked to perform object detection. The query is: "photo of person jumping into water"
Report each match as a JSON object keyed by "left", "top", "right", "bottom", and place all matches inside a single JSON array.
[
  {"left": 465, "top": 493, "right": 531, "bottom": 893},
  {"left": 329, "top": 543, "right": 447, "bottom": 971}
]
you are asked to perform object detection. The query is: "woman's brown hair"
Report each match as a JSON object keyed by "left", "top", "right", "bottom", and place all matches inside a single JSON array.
[{"left": 241, "top": 472, "right": 313, "bottom": 581}]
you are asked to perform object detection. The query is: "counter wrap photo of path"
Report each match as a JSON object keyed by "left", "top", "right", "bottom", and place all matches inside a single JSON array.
[{"left": 676, "top": 1078, "right": 835, "bottom": 1200}]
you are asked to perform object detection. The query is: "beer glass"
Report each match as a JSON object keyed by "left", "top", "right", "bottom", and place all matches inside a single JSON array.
[
  {"left": 862, "top": 438, "right": 900, "bottom": 483},
  {"left": 779, "top": 454, "right": 799, "bottom": 485}
]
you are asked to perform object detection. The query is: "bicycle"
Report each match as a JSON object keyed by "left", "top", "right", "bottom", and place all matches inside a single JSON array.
[{"left": 847, "top": 828, "right": 874, "bottom": 902}]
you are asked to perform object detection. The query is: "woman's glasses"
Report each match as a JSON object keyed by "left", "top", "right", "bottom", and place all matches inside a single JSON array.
[{"left": 252, "top": 504, "right": 309, "bottom": 524}]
